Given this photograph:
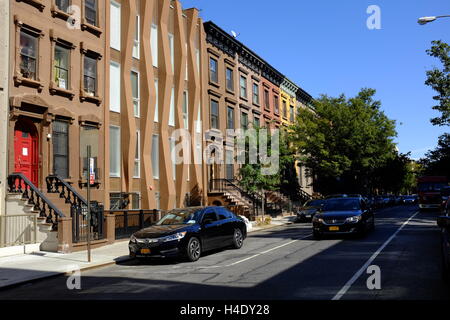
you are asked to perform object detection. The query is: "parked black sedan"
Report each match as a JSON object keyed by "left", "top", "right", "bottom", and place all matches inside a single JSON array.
[
  {"left": 312, "top": 197, "right": 375, "bottom": 239},
  {"left": 129, "top": 206, "right": 247, "bottom": 262},
  {"left": 296, "top": 199, "right": 327, "bottom": 222}
]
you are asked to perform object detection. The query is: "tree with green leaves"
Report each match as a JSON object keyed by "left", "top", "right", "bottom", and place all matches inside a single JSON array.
[
  {"left": 290, "top": 88, "right": 397, "bottom": 195},
  {"left": 425, "top": 40, "right": 450, "bottom": 126},
  {"left": 419, "top": 133, "right": 450, "bottom": 180}
]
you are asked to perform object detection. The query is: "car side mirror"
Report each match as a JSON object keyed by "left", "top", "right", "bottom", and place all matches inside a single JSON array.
[{"left": 437, "top": 216, "right": 450, "bottom": 228}]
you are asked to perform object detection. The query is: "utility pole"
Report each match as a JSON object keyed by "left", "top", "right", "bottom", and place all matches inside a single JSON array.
[{"left": 0, "top": 0, "right": 10, "bottom": 246}]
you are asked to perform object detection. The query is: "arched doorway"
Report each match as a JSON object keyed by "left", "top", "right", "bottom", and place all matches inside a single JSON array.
[{"left": 14, "top": 118, "right": 39, "bottom": 186}]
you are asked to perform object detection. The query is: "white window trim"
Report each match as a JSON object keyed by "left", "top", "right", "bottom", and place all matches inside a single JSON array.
[
  {"left": 110, "top": 1, "right": 121, "bottom": 51},
  {"left": 109, "top": 61, "right": 121, "bottom": 113},
  {"left": 134, "top": 130, "right": 140, "bottom": 178},
  {"left": 170, "top": 137, "right": 176, "bottom": 181},
  {"left": 109, "top": 125, "right": 121, "bottom": 177},
  {"left": 152, "top": 134, "right": 159, "bottom": 179},
  {"left": 169, "top": 87, "right": 175, "bottom": 127},
  {"left": 131, "top": 69, "right": 140, "bottom": 118},
  {"left": 183, "top": 90, "right": 189, "bottom": 130},
  {"left": 151, "top": 23, "right": 158, "bottom": 68},
  {"left": 133, "top": 15, "right": 140, "bottom": 59},
  {"left": 168, "top": 33, "right": 174, "bottom": 73}
]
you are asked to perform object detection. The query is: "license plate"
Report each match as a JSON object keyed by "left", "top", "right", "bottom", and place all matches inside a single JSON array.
[
  {"left": 140, "top": 248, "right": 151, "bottom": 254},
  {"left": 329, "top": 226, "right": 340, "bottom": 231}
]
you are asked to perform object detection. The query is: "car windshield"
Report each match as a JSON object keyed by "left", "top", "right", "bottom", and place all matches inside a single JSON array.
[
  {"left": 418, "top": 182, "right": 446, "bottom": 192},
  {"left": 305, "top": 199, "right": 325, "bottom": 207},
  {"left": 322, "top": 199, "right": 361, "bottom": 211},
  {"left": 156, "top": 209, "right": 202, "bottom": 225}
]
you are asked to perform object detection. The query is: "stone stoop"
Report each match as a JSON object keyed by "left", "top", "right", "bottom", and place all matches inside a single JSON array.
[{"left": 5, "top": 193, "right": 58, "bottom": 252}]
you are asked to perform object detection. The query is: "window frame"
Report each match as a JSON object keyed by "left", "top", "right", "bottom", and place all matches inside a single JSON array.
[
  {"left": 252, "top": 83, "right": 260, "bottom": 105},
  {"left": 133, "top": 14, "right": 140, "bottom": 59},
  {"left": 226, "top": 67, "right": 234, "bottom": 92},
  {"left": 133, "top": 130, "right": 140, "bottom": 178},
  {"left": 109, "top": 125, "right": 121, "bottom": 178},
  {"left": 210, "top": 99, "right": 219, "bottom": 130},
  {"left": 110, "top": 1, "right": 121, "bottom": 51},
  {"left": 240, "top": 75, "right": 247, "bottom": 99},
  {"left": 209, "top": 57, "right": 218, "bottom": 84},
  {"left": 131, "top": 69, "right": 140, "bottom": 118}
]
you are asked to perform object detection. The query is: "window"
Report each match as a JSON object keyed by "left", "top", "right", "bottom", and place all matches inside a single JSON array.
[
  {"left": 290, "top": 105, "right": 294, "bottom": 122},
  {"left": 53, "top": 120, "right": 69, "bottom": 179},
  {"left": 134, "top": 130, "right": 140, "bottom": 178},
  {"left": 226, "top": 68, "right": 234, "bottom": 91},
  {"left": 131, "top": 70, "right": 140, "bottom": 117},
  {"left": 183, "top": 91, "right": 188, "bottom": 129},
  {"left": 170, "top": 137, "right": 176, "bottom": 180},
  {"left": 80, "top": 125, "right": 99, "bottom": 181},
  {"left": 152, "top": 135, "right": 159, "bottom": 179},
  {"left": 109, "top": 61, "right": 120, "bottom": 112},
  {"left": 133, "top": 15, "right": 140, "bottom": 59},
  {"left": 226, "top": 150, "right": 234, "bottom": 180},
  {"left": 155, "top": 192, "right": 160, "bottom": 210},
  {"left": 154, "top": 79, "right": 158, "bottom": 122},
  {"left": 56, "top": 0, "right": 70, "bottom": 13},
  {"left": 240, "top": 76, "right": 247, "bottom": 98},
  {"left": 110, "top": 1, "right": 121, "bottom": 51},
  {"left": 169, "top": 87, "right": 175, "bottom": 127},
  {"left": 253, "top": 83, "right": 259, "bottom": 105},
  {"left": 209, "top": 57, "right": 218, "bottom": 83},
  {"left": 19, "top": 30, "right": 38, "bottom": 80},
  {"left": 210, "top": 100, "right": 219, "bottom": 129},
  {"left": 54, "top": 44, "right": 69, "bottom": 90},
  {"left": 217, "top": 207, "right": 233, "bottom": 220},
  {"left": 254, "top": 116, "right": 260, "bottom": 128},
  {"left": 131, "top": 193, "right": 140, "bottom": 209},
  {"left": 151, "top": 24, "right": 158, "bottom": 67},
  {"left": 274, "top": 95, "right": 279, "bottom": 114},
  {"left": 264, "top": 89, "right": 270, "bottom": 109},
  {"left": 196, "top": 48, "right": 200, "bottom": 74},
  {"left": 241, "top": 112, "right": 248, "bottom": 130},
  {"left": 109, "top": 126, "right": 120, "bottom": 177},
  {"left": 227, "top": 106, "right": 234, "bottom": 129},
  {"left": 168, "top": 33, "right": 174, "bottom": 73},
  {"left": 196, "top": 103, "right": 202, "bottom": 133},
  {"left": 85, "top": 0, "right": 97, "bottom": 26},
  {"left": 282, "top": 100, "right": 287, "bottom": 118},
  {"left": 84, "top": 55, "right": 97, "bottom": 96}
]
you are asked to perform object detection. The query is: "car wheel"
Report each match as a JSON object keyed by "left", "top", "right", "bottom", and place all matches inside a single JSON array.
[
  {"left": 232, "top": 228, "right": 244, "bottom": 249},
  {"left": 186, "top": 237, "right": 201, "bottom": 262}
]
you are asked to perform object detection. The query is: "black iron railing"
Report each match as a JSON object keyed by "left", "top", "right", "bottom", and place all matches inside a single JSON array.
[
  {"left": 7, "top": 173, "right": 65, "bottom": 230},
  {"left": 46, "top": 175, "right": 104, "bottom": 243},
  {"left": 107, "top": 209, "right": 164, "bottom": 240},
  {"left": 209, "top": 179, "right": 264, "bottom": 216}
]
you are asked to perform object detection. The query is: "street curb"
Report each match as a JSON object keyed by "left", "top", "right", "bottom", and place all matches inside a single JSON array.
[{"left": 0, "top": 256, "right": 133, "bottom": 291}]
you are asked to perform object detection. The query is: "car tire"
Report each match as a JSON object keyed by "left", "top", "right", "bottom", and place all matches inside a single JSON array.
[
  {"left": 186, "top": 237, "right": 201, "bottom": 262},
  {"left": 232, "top": 228, "right": 244, "bottom": 249}
]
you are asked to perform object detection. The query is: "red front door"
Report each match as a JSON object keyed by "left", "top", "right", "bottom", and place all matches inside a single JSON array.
[{"left": 14, "top": 120, "right": 39, "bottom": 187}]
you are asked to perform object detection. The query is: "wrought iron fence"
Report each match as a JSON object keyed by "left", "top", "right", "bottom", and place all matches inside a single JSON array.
[{"left": 108, "top": 209, "right": 165, "bottom": 240}]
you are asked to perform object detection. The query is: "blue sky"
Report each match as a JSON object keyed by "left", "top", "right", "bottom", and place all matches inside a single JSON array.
[{"left": 182, "top": 0, "right": 450, "bottom": 160}]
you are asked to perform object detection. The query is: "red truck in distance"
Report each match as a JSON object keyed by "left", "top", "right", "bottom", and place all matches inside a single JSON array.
[{"left": 417, "top": 176, "right": 448, "bottom": 211}]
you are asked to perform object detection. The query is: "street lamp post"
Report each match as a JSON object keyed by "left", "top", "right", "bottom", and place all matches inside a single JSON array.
[{"left": 418, "top": 15, "right": 450, "bottom": 25}]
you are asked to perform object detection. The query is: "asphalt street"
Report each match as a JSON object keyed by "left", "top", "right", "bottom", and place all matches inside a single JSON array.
[{"left": 0, "top": 205, "right": 448, "bottom": 300}]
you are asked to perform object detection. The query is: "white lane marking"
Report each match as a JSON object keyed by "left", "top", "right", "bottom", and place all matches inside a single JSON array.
[
  {"left": 331, "top": 210, "right": 419, "bottom": 300},
  {"left": 197, "top": 234, "right": 312, "bottom": 269}
]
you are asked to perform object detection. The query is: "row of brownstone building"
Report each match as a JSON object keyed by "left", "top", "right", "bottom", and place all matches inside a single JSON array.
[{"left": 0, "top": 0, "right": 314, "bottom": 252}]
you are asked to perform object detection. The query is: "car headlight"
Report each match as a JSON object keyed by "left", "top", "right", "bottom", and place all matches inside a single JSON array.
[
  {"left": 130, "top": 234, "right": 137, "bottom": 244},
  {"left": 161, "top": 232, "right": 187, "bottom": 242},
  {"left": 346, "top": 216, "right": 362, "bottom": 223},
  {"left": 312, "top": 216, "right": 324, "bottom": 223}
]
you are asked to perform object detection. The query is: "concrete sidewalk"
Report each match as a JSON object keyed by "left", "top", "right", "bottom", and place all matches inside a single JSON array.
[{"left": 0, "top": 214, "right": 297, "bottom": 290}]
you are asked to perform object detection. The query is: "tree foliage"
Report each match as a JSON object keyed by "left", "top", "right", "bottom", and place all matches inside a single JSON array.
[
  {"left": 419, "top": 133, "right": 450, "bottom": 180},
  {"left": 290, "top": 88, "right": 398, "bottom": 195},
  {"left": 425, "top": 40, "right": 450, "bottom": 126}
]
